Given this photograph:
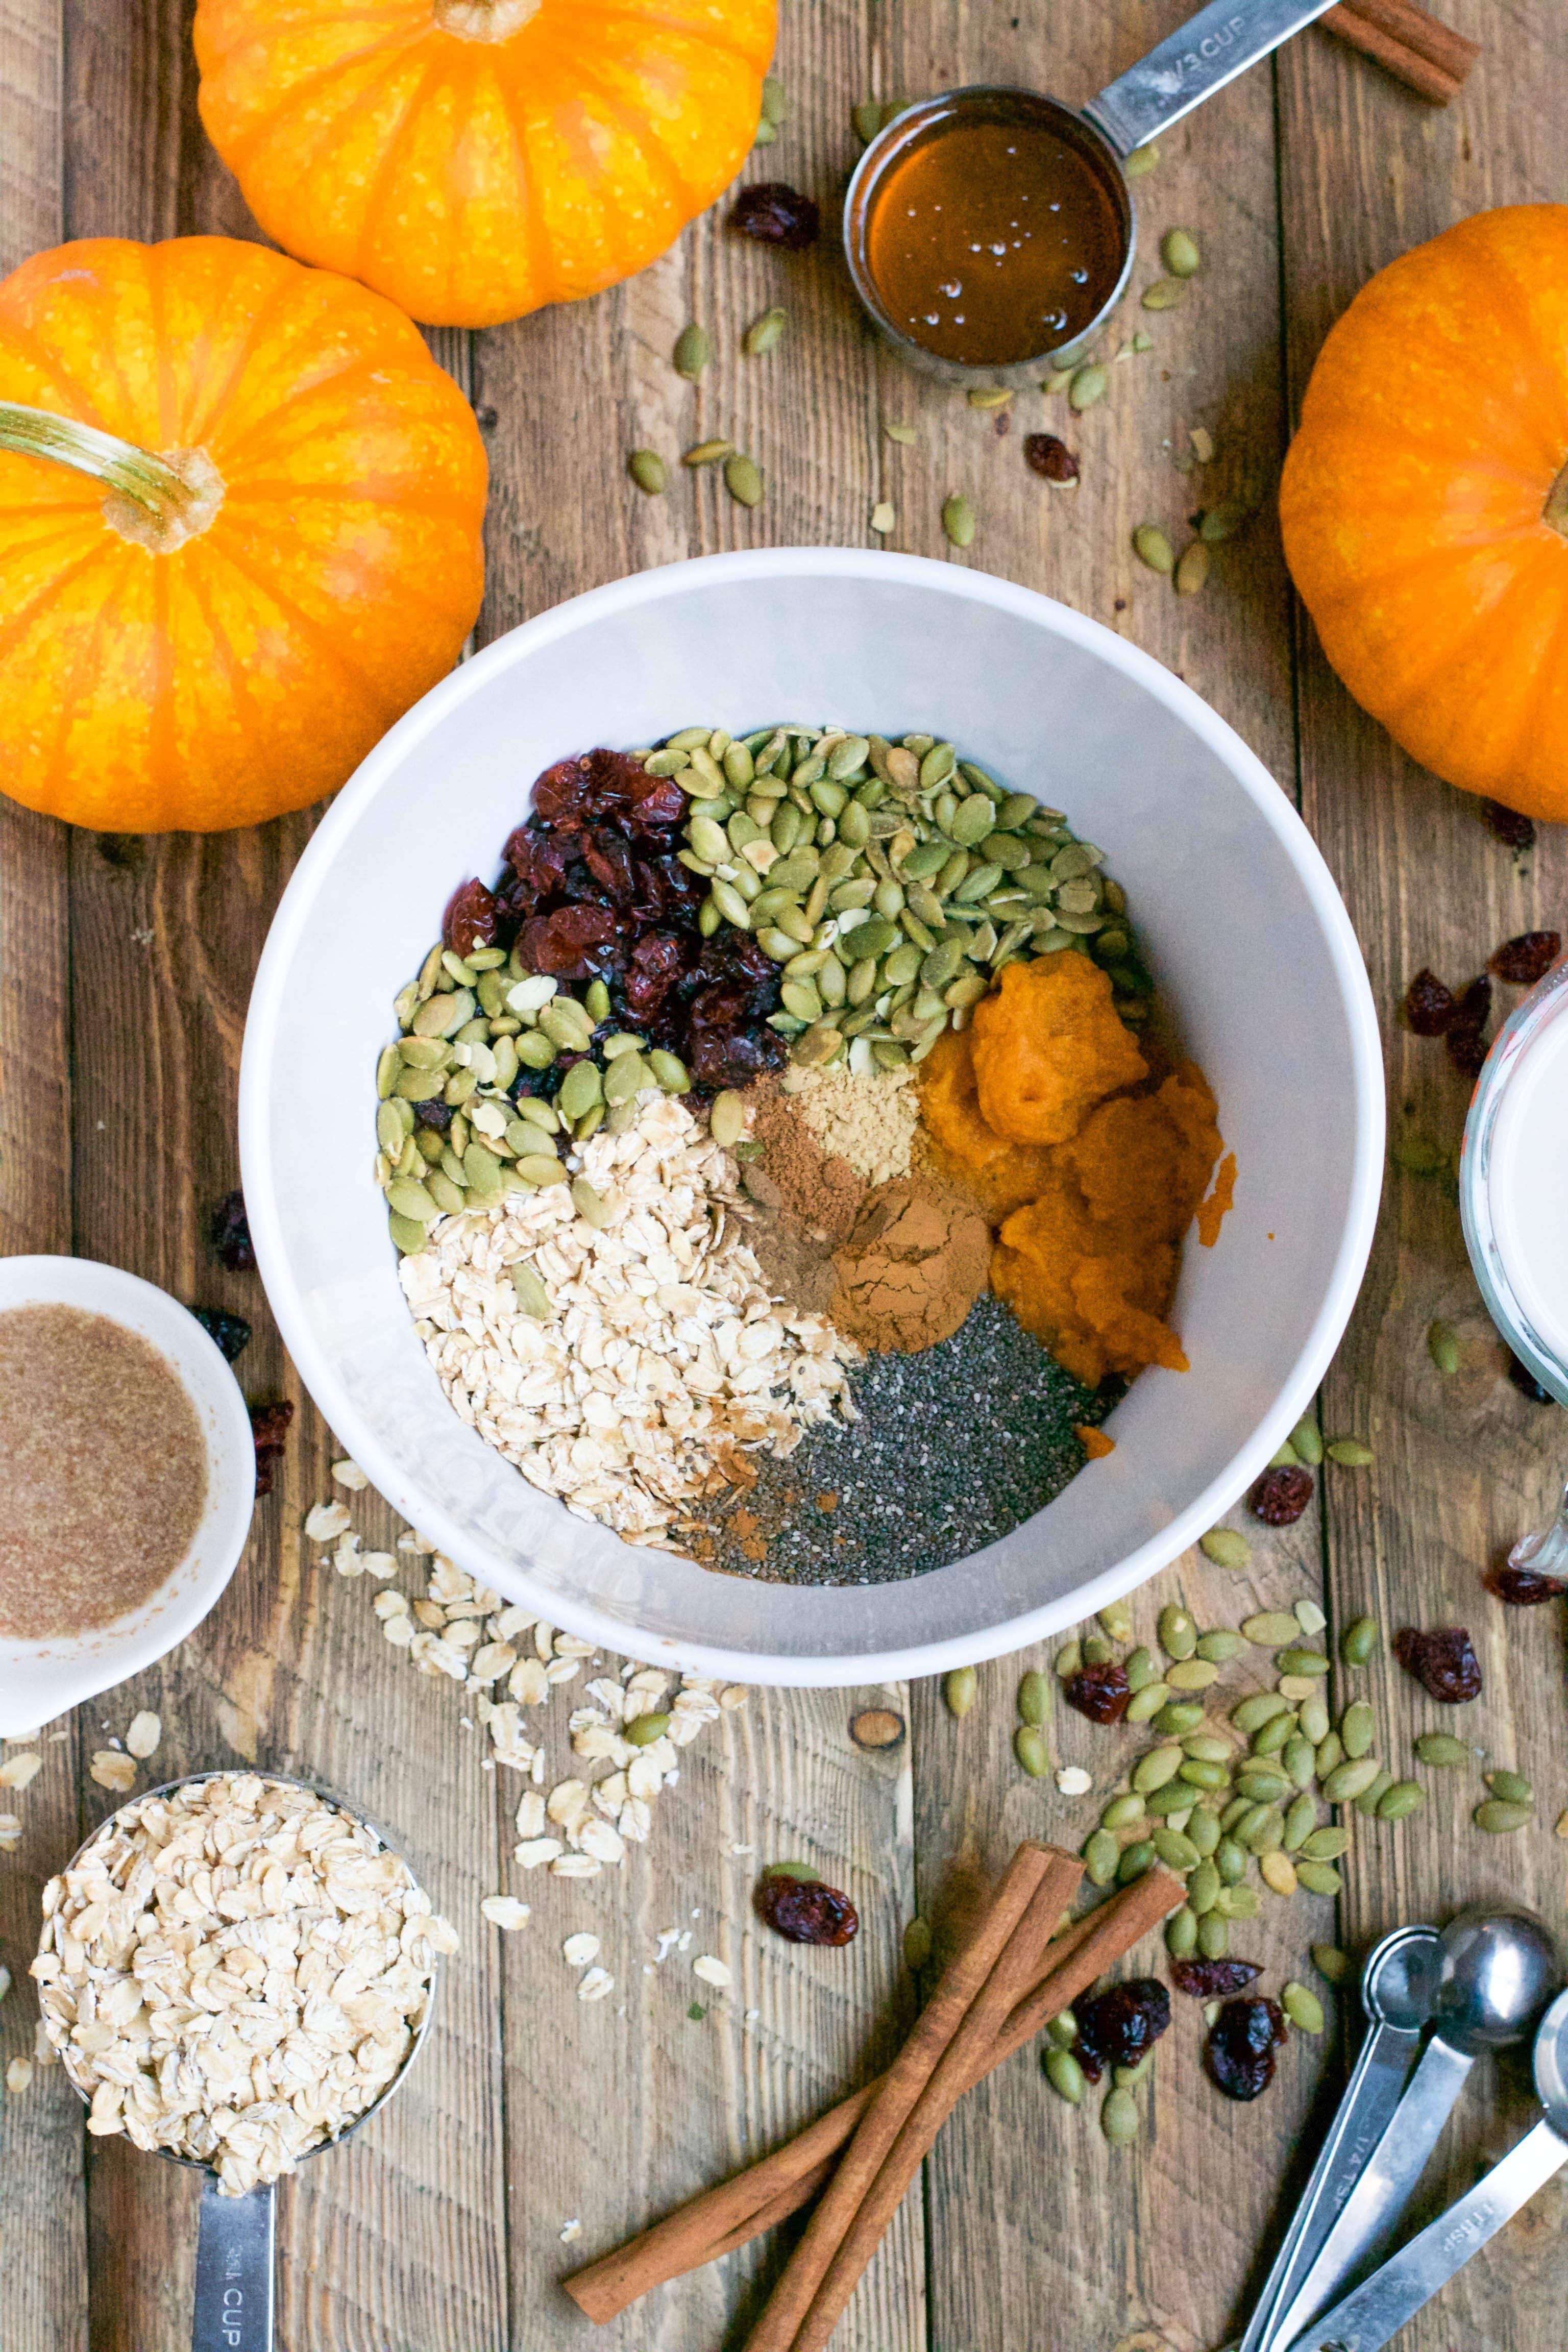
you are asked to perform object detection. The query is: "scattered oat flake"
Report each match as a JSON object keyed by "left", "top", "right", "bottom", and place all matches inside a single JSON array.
[
  {"left": 559, "top": 2219, "right": 583, "bottom": 2244},
  {"left": 0, "top": 1753, "right": 42, "bottom": 1791},
  {"left": 1056, "top": 1766, "right": 1093, "bottom": 1797},
  {"left": 331, "top": 1459, "right": 370, "bottom": 1490},
  {"left": 693, "top": 1954, "right": 731, "bottom": 1988},
  {"left": 304, "top": 1500, "right": 353, "bottom": 1542},
  {"left": 480, "top": 1896, "right": 532, "bottom": 1930},
  {"left": 578, "top": 1966, "right": 615, "bottom": 2002},
  {"left": 0, "top": 1965, "right": 9, "bottom": 2002},
  {"left": 124, "top": 1712, "right": 161, "bottom": 1761},
  {"left": 88, "top": 1752, "right": 136, "bottom": 1793},
  {"left": 0, "top": 1816, "right": 19, "bottom": 1851},
  {"left": 563, "top": 1933, "right": 601, "bottom": 1967},
  {"left": 6, "top": 2058, "right": 32, "bottom": 2094}
]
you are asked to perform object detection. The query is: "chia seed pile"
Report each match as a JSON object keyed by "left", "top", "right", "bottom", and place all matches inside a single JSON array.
[{"left": 706, "top": 1293, "right": 1117, "bottom": 1584}]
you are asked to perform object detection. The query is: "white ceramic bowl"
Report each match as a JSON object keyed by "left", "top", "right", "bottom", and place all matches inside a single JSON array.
[
  {"left": 0, "top": 1257, "right": 257, "bottom": 1735},
  {"left": 240, "top": 550, "right": 1383, "bottom": 1687}
]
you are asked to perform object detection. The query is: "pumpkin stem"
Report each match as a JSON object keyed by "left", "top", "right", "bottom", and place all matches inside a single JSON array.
[
  {"left": 0, "top": 401, "right": 223, "bottom": 552},
  {"left": 1546, "top": 456, "right": 1568, "bottom": 540}
]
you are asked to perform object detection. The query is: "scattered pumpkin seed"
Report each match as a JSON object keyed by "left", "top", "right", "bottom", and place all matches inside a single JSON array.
[
  {"left": 1260, "top": 1851, "right": 1298, "bottom": 1897},
  {"left": 1485, "top": 1769, "right": 1534, "bottom": 1805},
  {"left": 1282, "top": 1980, "right": 1324, "bottom": 2035},
  {"left": 1414, "top": 1732, "right": 1471, "bottom": 1768},
  {"left": 1173, "top": 541, "right": 1210, "bottom": 596},
  {"left": 1292, "top": 1418, "right": 1325, "bottom": 1466},
  {"left": 1101, "top": 2086, "right": 1139, "bottom": 2145},
  {"left": 1055, "top": 1639, "right": 1083, "bottom": 1679},
  {"left": 967, "top": 386, "right": 1014, "bottom": 409},
  {"left": 1083, "top": 1829, "right": 1118, "bottom": 1886},
  {"left": 1277, "top": 1648, "right": 1330, "bottom": 1679},
  {"left": 1044, "top": 2046, "right": 1086, "bottom": 2104},
  {"left": 1015, "top": 1726, "right": 1049, "bottom": 1778},
  {"left": 1354, "top": 1770, "right": 1396, "bottom": 1819},
  {"left": 1196, "top": 1629, "right": 1248, "bottom": 1663},
  {"left": 1322, "top": 1757, "right": 1381, "bottom": 1803},
  {"left": 1269, "top": 1439, "right": 1302, "bottom": 1468},
  {"left": 1068, "top": 364, "right": 1108, "bottom": 411},
  {"left": 1124, "top": 141, "right": 1159, "bottom": 177},
  {"left": 1243, "top": 1612, "right": 1301, "bottom": 1647},
  {"left": 1312, "top": 1943, "right": 1350, "bottom": 1986},
  {"left": 1141, "top": 278, "right": 1186, "bottom": 310},
  {"left": 1428, "top": 1318, "right": 1462, "bottom": 1374},
  {"left": 683, "top": 438, "right": 734, "bottom": 467},
  {"left": 1101, "top": 1793, "right": 1147, "bottom": 1832},
  {"left": 1018, "top": 1670, "right": 1051, "bottom": 1727},
  {"left": 884, "top": 422, "right": 917, "bottom": 444},
  {"left": 1125, "top": 1683, "right": 1170, "bottom": 1722},
  {"left": 942, "top": 1665, "right": 977, "bottom": 1719},
  {"left": 1475, "top": 1797, "right": 1532, "bottom": 1833},
  {"left": 1296, "top": 1860, "right": 1344, "bottom": 1896},
  {"left": 1376, "top": 1780, "right": 1425, "bottom": 1822},
  {"left": 1197, "top": 1911, "right": 1230, "bottom": 1959},
  {"left": 1339, "top": 1702, "right": 1376, "bottom": 1759},
  {"left": 760, "top": 73, "right": 788, "bottom": 124},
  {"left": 1341, "top": 1614, "right": 1380, "bottom": 1667},
  {"left": 1133, "top": 1745, "right": 1183, "bottom": 1795},
  {"left": 628, "top": 447, "right": 667, "bottom": 495},
  {"left": 724, "top": 452, "right": 765, "bottom": 508},
  {"left": 1200, "top": 1528, "right": 1251, "bottom": 1570},
  {"left": 1097, "top": 1597, "right": 1134, "bottom": 1643},
  {"left": 570, "top": 1178, "right": 607, "bottom": 1229},
  {"left": 942, "top": 494, "right": 976, "bottom": 547},
  {"left": 1295, "top": 1598, "right": 1328, "bottom": 1637},
  {"left": 1326, "top": 1438, "right": 1375, "bottom": 1466},
  {"left": 1166, "top": 1659, "right": 1220, "bottom": 1692},
  {"left": 1162, "top": 227, "right": 1201, "bottom": 278},
  {"left": 1158, "top": 1603, "right": 1198, "bottom": 1660},
  {"left": 1046, "top": 2010, "right": 1078, "bottom": 2049},
  {"left": 674, "top": 323, "right": 710, "bottom": 380},
  {"left": 1166, "top": 1905, "right": 1199, "bottom": 1958},
  {"left": 1153, "top": 1700, "right": 1205, "bottom": 1736},
  {"left": 743, "top": 306, "right": 788, "bottom": 357},
  {"left": 508, "top": 1261, "right": 552, "bottom": 1318},
  {"left": 1133, "top": 523, "right": 1174, "bottom": 574}
]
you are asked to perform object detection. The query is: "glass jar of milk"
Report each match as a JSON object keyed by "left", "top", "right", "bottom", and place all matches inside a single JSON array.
[{"left": 1462, "top": 948, "right": 1568, "bottom": 1575}]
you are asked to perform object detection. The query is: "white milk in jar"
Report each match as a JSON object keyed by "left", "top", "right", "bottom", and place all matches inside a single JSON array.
[{"left": 1462, "top": 953, "right": 1568, "bottom": 1406}]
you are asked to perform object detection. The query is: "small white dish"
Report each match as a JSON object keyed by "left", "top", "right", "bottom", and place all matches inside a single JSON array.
[
  {"left": 0, "top": 1257, "right": 257, "bottom": 1735},
  {"left": 240, "top": 548, "right": 1383, "bottom": 1687}
]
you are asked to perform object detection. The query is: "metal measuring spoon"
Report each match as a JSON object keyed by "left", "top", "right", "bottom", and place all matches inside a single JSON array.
[
  {"left": 49, "top": 1772, "right": 442, "bottom": 2352},
  {"left": 1233, "top": 1927, "right": 1441, "bottom": 2352},
  {"left": 1278, "top": 1987, "right": 1568, "bottom": 2351},
  {"left": 844, "top": 0, "right": 1342, "bottom": 385},
  {"left": 1264, "top": 1905, "right": 1562, "bottom": 2351}
]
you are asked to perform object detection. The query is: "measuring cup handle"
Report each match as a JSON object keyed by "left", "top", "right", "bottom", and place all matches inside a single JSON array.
[
  {"left": 1083, "top": 0, "right": 1342, "bottom": 156},
  {"left": 192, "top": 2175, "right": 276, "bottom": 2352}
]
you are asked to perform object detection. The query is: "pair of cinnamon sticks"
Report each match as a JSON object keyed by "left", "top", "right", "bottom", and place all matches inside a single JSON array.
[
  {"left": 565, "top": 1845, "right": 1185, "bottom": 2339},
  {"left": 1322, "top": 0, "right": 1479, "bottom": 105}
]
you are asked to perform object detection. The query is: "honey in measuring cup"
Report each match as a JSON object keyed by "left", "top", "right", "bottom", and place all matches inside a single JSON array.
[{"left": 847, "top": 90, "right": 1132, "bottom": 376}]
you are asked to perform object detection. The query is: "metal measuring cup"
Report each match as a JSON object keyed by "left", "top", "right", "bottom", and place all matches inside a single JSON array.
[
  {"left": 844, "top": 0, "right": 1342, "bottom": 385},
  {"left": 41, "top": 1771, "right": 443, "bottom": 2352}
]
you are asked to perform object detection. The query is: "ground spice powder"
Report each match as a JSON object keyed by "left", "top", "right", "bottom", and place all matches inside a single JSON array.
[{"left": 830, "top": 1174, "right": 991, "bottom": 1352}]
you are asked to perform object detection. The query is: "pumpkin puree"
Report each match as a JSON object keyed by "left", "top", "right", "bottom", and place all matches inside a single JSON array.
[{"left": 920, "top": 955, "right": 1227, "bottom": 1386}]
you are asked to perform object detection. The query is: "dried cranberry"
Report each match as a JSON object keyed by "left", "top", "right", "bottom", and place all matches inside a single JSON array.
[
  {"left": 755, "top": 1874, "right": 859, "bottom": 1944},
  {"left": 623, "top": 932, "right": 688, "bottom": 1021},
  {"left": 1489, "top": 930, "right": 1560, "bottom": 986},
  {"left": 1170, "top": 1957, "right": 1262, "bottom": 2000},
  {"left": 1482, "top": 800, "right": 1535, "bottom": 852},
  {"left": 1250, "top": 1465, "right": 1313, "bottom": 1526},
  {"left": 1403, "top": 968, "right": 1455, "bottom": 1036},
  {"left": 1444, "top": 975, "right": 1492, "bottom": 1077},
  {"left": 1206, "top": 1997, "right": 1287, "bottom": 2101},
  {"left": 192, "top": 1308, "right": 252, "bottom": 1363},
  {"left": 415, "top": 1096, "right": 453, "bottom": 1132},
  {"left": 209, "top": 1190, "right": 254, "bottom": 1272},
  {"left": 730, "top": 181, "right": 820, "bottom": 248},
  {"left": 443, "top": 876, "right": 499, "bottom": 957},
  {"left": 1063, "top": 1661, "right": 1131, "bottom": 1723},
  {"left": 1073, "top": 1979, "right": 1170, "bottom": 2084},
  {"left": 1023, "top": 432, "right": 1080, "bottom": 486},
  {"left": 1483, "top": 1562, "right": 1566, "bottom": 1605},
  {"left": 519, "top": 902, "right": 620, "bottom": 978},
  {"left": 1508, "top": 1353, "right": 1554, "bottom": 1403},
  {"left": 1393, "top": 1624, "right": 1482, "bottom": 1703},
  {"left": 249, "top": 1399, "right": 294, "bottom": 1499},
  {"left": 582, "top": 835, "right": 637, "bottom": 906}
]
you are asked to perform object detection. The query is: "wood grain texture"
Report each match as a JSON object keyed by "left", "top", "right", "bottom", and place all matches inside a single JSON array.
[{"left": 1280, "top": 6, "right": 1568, "bottom": 2348}]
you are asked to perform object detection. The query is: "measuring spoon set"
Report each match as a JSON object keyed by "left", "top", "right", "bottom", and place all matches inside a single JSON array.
[{"left": 1230, "top": 1906, "right": 1563, "bottom": 2352}]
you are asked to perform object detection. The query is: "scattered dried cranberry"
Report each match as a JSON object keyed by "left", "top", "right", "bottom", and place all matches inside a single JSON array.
[
  {"left": 444, "top": 876, "right": 499, "bottom": 957},
  {"left": 1483, "top": 1562, "right": 1566, "bottom": 1605},
  {"left": 1508, "top": 1352, "right": 1553, "bottom": 1403},
  {"left": 1482, "top": 800, "right": 1535, "bottom": 852},
  {"left": 192, "top": 1308, "right": 252, "bottom": 1363},
  {"left": 1250, "top": 1465, "right": 1314, "bottom": 1526},
  {"left": 415, "top": 1095, "right": 453, "bottom": 1132},
  {"left": 1393, "top": 1624, "right": 1482, "bottom": 1703},
  {"left": 209, "top": 1189, "right": 254, "bottom": 1272},
  {"left": 1488, "top": 930, "right": 1560, "bottom": 986},
  {"left": 755, "top": 1873, "right": 859, "bottom": 1945},
  {"left": 249, "top": 1399, "right": 294, "bottom": 1499},
  {"left": 1170, "top": 1957, "right": 1262, "bottom": 2000},
  {"left": 1023, "top": 432, "right": 1080, "bottom": 486},
  {"left": 1402, "top": 968, "right": 1455, "bottom": 1036},
  {"left": 730, "top": 182, "right": 820, "bottom": 248},
  {"left": 1063, "top": 1660, "right": 1132, "bottom": 1724},
  {"left": 1073, "top": 1978, "right": 1170, "bottom": 2083},
  {"left": 1206, "top": 1997, "right": 1287, "bottom": 2101},
  {"left": 1444, "top": 974, "right": 1492, "bottom": 1077}
]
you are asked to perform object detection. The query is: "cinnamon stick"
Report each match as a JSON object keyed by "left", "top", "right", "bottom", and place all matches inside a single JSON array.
[
  {"left": 789, "top": 1853, "right": 1084, "bottom": 2352},
  {"left": 743, "top": 1841, "right": 1056, "bottom": 2352},
  {"left": 1322, "top": 0, "right": 1478, "bottom": 104},
  {"left": 564, "top": 1865, "right": 1182, "bottom": 2323}
]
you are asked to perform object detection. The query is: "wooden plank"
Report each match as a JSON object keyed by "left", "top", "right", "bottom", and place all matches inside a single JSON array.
[
  {"left": 1280, "top": 8, "right": 1568, "bottom": 2348},
  {"left": 0, "top": 7, "right": 90, "bottom": 2348}
]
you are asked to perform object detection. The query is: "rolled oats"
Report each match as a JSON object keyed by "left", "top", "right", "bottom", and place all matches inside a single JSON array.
[
  {"left": 32, "top": 1774, "right": 454, "bottom": 2196},
  {"left": 6, "top": 2057, "right": 32, "bottom": 2093},
  {"left": 331, "top": 1460, "right": 370, "bottom": 1491},
  {"left": 693, "top": 1954, "right": 731, "bottom": 1987},
  {"left": 480, "top": 1896, "right": 531, "bottom": 1930},
  {"left": 562, "top": 1932, "right": 600, "bottom": 1967},
  {"left": 124, "top": 1713, "right": 161, "bottom": 1762},
  {"left": 88, "top": 1752, "right": 136, "bottom": 1794},
  {"left": 577, "top": 1966, "right": 614, "bottom": 2002},
  {"left": 0, "top": 1816, "right": 20, "bottom": 1852},
  {"left": 0, "top": 1752, "right": 42, "bottom": 1790}
]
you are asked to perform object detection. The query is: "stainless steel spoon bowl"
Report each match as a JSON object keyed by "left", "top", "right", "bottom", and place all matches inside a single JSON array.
[{"left": 45, "top": 1771, "right": 442, "bottom": 2352}]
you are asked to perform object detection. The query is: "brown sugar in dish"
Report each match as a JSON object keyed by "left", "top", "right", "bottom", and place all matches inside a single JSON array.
[{"left": 0, "top": 1305, "right": 208, "bottom": 1640}]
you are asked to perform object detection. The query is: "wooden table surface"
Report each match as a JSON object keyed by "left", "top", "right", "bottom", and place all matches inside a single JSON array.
[{"left": 3, "top": 3, "right": 1567, "bottom": 2347}]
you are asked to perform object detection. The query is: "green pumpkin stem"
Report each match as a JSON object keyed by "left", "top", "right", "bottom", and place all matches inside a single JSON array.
[
  {"left": 1546, "top": 455, "right": 1568, "bottom": 540},
  {"left": 0, "top": 400, "right": 197, "bottom": 521}
]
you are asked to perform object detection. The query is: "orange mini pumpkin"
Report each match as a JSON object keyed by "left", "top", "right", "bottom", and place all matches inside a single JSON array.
[
  {"left": 193, "top": 0, "right": 778, "bottom": 329},
  {"left": 1281, "top": 205, "right": 1568, "bottom": 824},
  {"left": 0, "top": 236, "right": 486, "bottom": 835}
]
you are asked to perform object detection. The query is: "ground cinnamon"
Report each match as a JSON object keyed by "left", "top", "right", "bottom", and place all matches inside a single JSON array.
[{"left": 828, "top": 1170, "right": 990, "bottom": 1352}]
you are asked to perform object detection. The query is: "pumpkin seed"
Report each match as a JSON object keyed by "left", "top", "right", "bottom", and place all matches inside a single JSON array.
[
  {"left": 1414, "top": 1732, "right": 1472, "bottom": 1768},
  {"left": 1355, "top": 1770, "right": 1396, "bottom": 1818},
  {"left": 1283, "top": 1980, "right": 1324, "bottom": 2035},
  {"left": 1133, "top": 1745, "right": 1183, "bottom": 1795},
  {"left": 1177, "top": 1759, "right": 1230, "bottom": 1793},
  {"left": 1321, "top": 1757, "right": 1380, "bottom": 1803},
  {"left": 1376, "top": 1780, "right": 1425, "bottom": 1822},
  {"left": 1046, "top": 2009, "right": 1078, "bottom": 2050},
  {"left": 1283, "top": 1792, "right": 1318, "bottom": 1851},
  {"left": 1153, "top": 1826, "right": 1200, "bottom": 1872},
  {"left": 1186, "top": 1859, "right": 1221, "bottom": 1916},
  {"left": 1158, "top": 1603, "right": 1198, "bottom": 1660},
  {"left": 1200, "top": 1528, "right": 1251, "bottom": 1570},
  {"left": 1197, "top": 1912, "right": 1230, "bottom": 1959},
  {"left": 1153, "top": 1701, "right": 1205, "bottom": 1736},
  {"left": 1055, "top": 1639, "right": 1083, "bottom": 1679},
  {"left": 1286, "top": 1417, "right": 1322, "bottom": 1465},
  {"left": 1165, "top": 1905, "right": 1199, "bottom": 1959},
  {"left": 1326, "top": 1438, "right": 1375, "bottom": 1466},
  {"left": 724, "top": 453, "right": 765, "bottom": 507},
  {"left": 1475, "top": 1797, "right": 1532, "bottom": 1833},
  {"left": 1485, "top": 1769, "right": 1534, "bottom": 1805},
  {"left": 1173, "top": 541, "right": 1210, "bottom": 596},
  {"left": 1232, "top": 1692, "right": 1290, "bottom": 1734},
  {"left": 1118, "top": 1840, "right": 1156, "bottom": 1885},
  {"left": 1428, "top": 1318, "right": 1462, "bottom": 1374},
  {"left": 1124, "top": 1647, "right": 1159, "bottom": 1693},
  {"left": 1276, "top": 1648, "right": 1330, "bottom": 1679},
  {"left": 1283, "top": 1736, "right": 1317, "bottom": 1788},
  {"left": 1237, "top": 1767, "right": 1291, "bottom": 1805},
  {"left": 870, "top": 501, "right": 895, "bottom": 534},
  {"left": 1339, "top": 1702, "right": 1376, "bottom": 1759},
  {"left": 1100, "top": 1793, "right": 1146, "bottom": 1832},
  {"left": 674, "top": 323, "right": 710, "bottom": 380},
  {"left": 1214, "top": 1837, "right": 1247, "bottom": 1884},
  {"left": 1300, "top": 1826, "right": 1350, "bottom": 1863},
  {"left": 1295, "top": 1860, "right": 1344, "bottom": 1896},
  {"left": 509, "top": 1261, "right": 551, "bottom": 1318},
  {"left": 1299, "top": 1697, "right": 1330, "bottom": 1746},
  {"left": 387, "top": 1212, "right": 428, "bottom": 1254},
  {"left": 1125, "top": 1684, "right": 1171, "bottom": 1722},
  {"left": 1068, "top": 364, "right": 1108, "bottom": 411},
  {"left": 1101, "top": 2086, "right": 1139, "bottom": 2145},
  {"left": 1133, "top": 524, "right": 1174, "bottom": 574},
  {"left": 1161, "top": 227, "right": 1200, "bottom": 278},
  {"left": 683, "top": 438, "right": 734, "bottom": 466},
  {"left": 1242, "top": 1612, "right": 1301, "bottom": 1647},
  {"left": 1167, "top": 1659, "right": 1219, "bottom": 1692},
  {"left": 1083, "top": 1829, "right": 1118, "bottom": 1886},
  {"left": 1141, "top": 278, "right": 1186, "bottom": 310},
  {"left": 386, "top": 1178, "right": 439, "bottom": 1224},
  {"left": 1260, "top": 1850, "right": 1297, "bottom": 1897},
  {"left": 942, "top": 1665, "right": 977, "bottom": 1719},
  {"left": 1017, "top": 1670, "right": 1051, "bottom": 1727},
  {"left": 1044, "top": 2046, "right": 1085, "bottom": 2104},
  {"left": 1196, "top": 1629, "right": 1247, "bottom": 1663},
  {"left": 743, "top": 306, "right": 788, "bottom": 357},
  {"left": 1312, "top": 1943, "right": 1350, "bottom": 1985},
  {"left": 569, "top": 1178, "right": 607, "bottom": 1229},
  {"left": 1269, "top": 1440, "right": 1301, "bottom": 1467},
  {"left": 903, "top": 1916, "right": 932, "bottom": 1972},
  {"left": 1014, "top": 1726, "right": 1049, "bottom": 1778},
  {"left": 941, "top": 494, "right": 976, "bottom": 547},
  {"left": 1187, "top": 1807, "right": 1221, "bottom": 1859}
]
